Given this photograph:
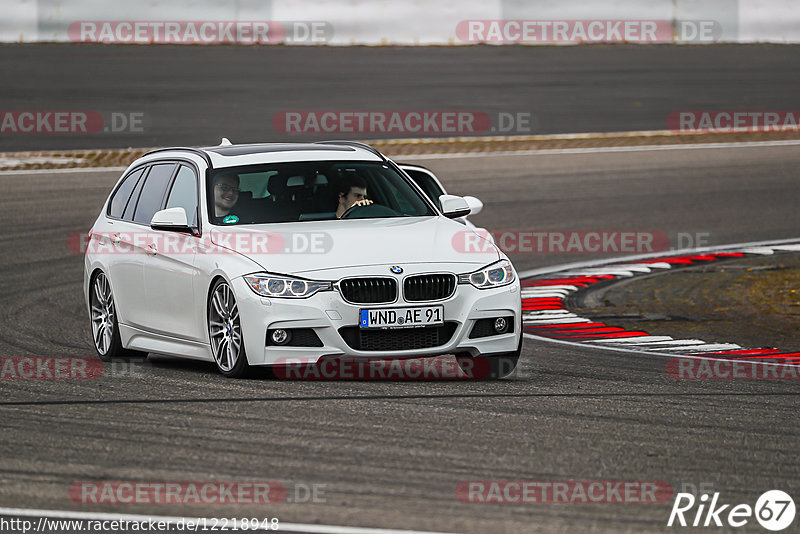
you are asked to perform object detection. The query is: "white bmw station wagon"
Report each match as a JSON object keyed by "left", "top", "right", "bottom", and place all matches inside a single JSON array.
[{"left": 84, "top": 141, "right": 521, "bottom": 378}]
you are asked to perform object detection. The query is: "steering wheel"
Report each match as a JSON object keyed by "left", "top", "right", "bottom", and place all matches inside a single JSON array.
[{"left": 340, "top": 203, "right": 400, "bottom": 219}]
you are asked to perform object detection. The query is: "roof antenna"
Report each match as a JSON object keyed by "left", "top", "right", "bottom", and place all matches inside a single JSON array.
[{"left": 219, "top": 138, "right": 232, "bottom": 146}]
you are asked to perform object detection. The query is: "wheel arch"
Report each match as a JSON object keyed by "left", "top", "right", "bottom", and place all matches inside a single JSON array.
[
  {"left": 206, "top": 274, "right": 229, "bottom": 323},
  {"left": 87, "top": 267, "right": 106, "bottom": 312}
]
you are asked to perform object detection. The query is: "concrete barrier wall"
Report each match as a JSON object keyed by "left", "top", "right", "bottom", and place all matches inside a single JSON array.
[{"left": 1, "top": 0, "right": 799, "bottom": 44}]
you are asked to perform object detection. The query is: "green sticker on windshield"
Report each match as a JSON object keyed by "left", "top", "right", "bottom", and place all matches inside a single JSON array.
[{"left": 222, "top": 215, "right": 239, "bottom": 224}]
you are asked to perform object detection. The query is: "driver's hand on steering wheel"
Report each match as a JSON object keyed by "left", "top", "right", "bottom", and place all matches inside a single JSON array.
[{"left": 352, "top": 199, "right": 373, "bottom": 208}]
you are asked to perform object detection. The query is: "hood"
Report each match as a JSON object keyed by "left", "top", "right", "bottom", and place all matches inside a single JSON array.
[{"left": 209, "top": 216, "right": 500, "bottom": 277}]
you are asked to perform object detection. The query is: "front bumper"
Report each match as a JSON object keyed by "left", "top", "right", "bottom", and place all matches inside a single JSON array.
[{"left": 231, "top": 276, "right": 521, "bottom": 366}]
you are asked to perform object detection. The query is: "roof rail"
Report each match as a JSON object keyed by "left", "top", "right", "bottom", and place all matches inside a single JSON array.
[
  {"left": 142, "top": 147, "right": 214, "bottom": 168},
  {"left": 315, "top": 140, "right": 385, "bottom": 160}
]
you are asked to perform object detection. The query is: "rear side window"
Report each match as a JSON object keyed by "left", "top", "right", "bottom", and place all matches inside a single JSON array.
[
  {"left": 165, "top": 165, "right": 199, "bottom": 225},
  {"left": 132, "top": 164, "right": 177, "bottom": 224},
  {"left": 108, "top": 168, "right": 145, "bottom": 219},
  {"left": 122, "top": 168, "right": 148, "bottom": 221},
  {"left": 239, "top": 171, "right": 277, "bottom": 199}
]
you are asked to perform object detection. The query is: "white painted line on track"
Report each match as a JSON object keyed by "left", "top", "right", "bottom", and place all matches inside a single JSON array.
[
  {"left": 397, "top": 139, "right": 800, "bottom": 161},
  {"left": 0, "top": 166, "right": 126, "bottom": 176},
  {"left": 525, "top": 317, "right": 590, "bottom": 324},
  {"left": 0, "top": 156, "right": 86, "bottom": 166},
  {"left": 736, "top": 247, "right": 776, "bottom": 255},
  {"left": 523, "top": 315, "right": 580, "bottom": 322},
  {"left": 521, "top": 288, "right": 575, "bottom": 294},
  {"left": 522, "top": 310, "right": 573, "bottom": 316},
  {"left": 588, "top": 264, "right": 655, "bottom": 273},
  {"left": 3, "top": 137, "right": 800, "bottom": 174},
  {"left": 522, "top": 285, "right": 578, "bottom": 292},
  {"left": 651, "top": 344, "right": 743, "bottom": 352},
  {"left": 557, "top": 269, "right": 638, "bottom": 277},
  {"left": 623, "top": 339, "right": 707, "bottom": 346},
  {"left": 0, "top": 507, "right": 459, "bottom": 534},
  {"left": 523, "top": 316, "right": 581, "bottom": 322},
  {"left": 588, "top": 336, "right": 675, "bottom": 344},
  {"left": 637, "top": 262, "right": 673, "bottom": 269},
  {"left": 582, "top": 336, "right": 654, "bottom": 343}
]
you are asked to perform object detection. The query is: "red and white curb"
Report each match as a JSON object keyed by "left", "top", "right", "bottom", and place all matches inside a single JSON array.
[{"left": 519, "top": 239, "right": 800, "bottom": 363}]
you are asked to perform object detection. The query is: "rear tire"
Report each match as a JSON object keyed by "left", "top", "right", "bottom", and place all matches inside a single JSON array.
[
  {"left": 90, "top": 272, "right": 146, "bottom": 361},
  {"left": 456, "top": 335, "right": 522, "bottom": 380}
]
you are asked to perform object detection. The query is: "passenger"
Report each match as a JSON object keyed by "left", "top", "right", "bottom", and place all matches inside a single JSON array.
[
  {"left": 336, "top": 175, "right": 373, "bottom": 218},
  {"left": 214, "top": 173, "right": 240, "bottom": 219}
]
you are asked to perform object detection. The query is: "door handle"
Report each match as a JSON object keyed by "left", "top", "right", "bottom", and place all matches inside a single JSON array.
[
  {"left": 111, "top": 232, "right": 121, "bottom": 246},
  {"left": 145, "top": 243, "right": 158, "bottom": 256}
]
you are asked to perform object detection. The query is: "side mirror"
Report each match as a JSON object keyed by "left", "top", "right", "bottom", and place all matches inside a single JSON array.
[
  {"left": 439, "top": 194, "right": 471, "bottom": 219},
  {"left": 150, "top": 207, "right": 192, "bottom": 233},
  {"left": 463, "top": 195, "right": 483, "bottom": 216}
]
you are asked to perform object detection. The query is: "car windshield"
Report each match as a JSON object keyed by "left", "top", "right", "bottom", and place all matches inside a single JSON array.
[{"left": 208, "top": 160, "right": 435, "bottom": 225}]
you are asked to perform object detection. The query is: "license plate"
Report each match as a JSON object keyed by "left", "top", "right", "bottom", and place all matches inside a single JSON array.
[{"left": 359, "top": 306, "right": 444, "bottom": 329}]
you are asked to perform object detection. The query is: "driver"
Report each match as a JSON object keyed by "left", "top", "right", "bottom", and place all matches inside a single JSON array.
[{"left": 336, "top": 174, "right": 373, "bottom": 218}]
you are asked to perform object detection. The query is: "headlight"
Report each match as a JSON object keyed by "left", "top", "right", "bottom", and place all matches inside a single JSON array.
[
  {"left": 458, "top": 260, "right": 516, "bottom": 289},
  {"left": 244, "top": 273, "right": 332, "bottom": 298}
]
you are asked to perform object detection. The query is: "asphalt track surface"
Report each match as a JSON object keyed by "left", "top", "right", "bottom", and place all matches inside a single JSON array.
[
  {"left": 0, "top": 143, "right": 799, "bottom": 533},
  {"left": 2, "top": 44, "right": 800, "bottom": 151}
]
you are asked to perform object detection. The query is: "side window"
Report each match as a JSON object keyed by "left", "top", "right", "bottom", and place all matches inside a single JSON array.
[
  {"left": 165, "top": 165, "right": 199, "bottom": 226},
  {"left": 239, "top": 171, "right": 277, "bottom": 198},
  {"left": 123, "top": 166, "right": 148, "bottom": 221},
  {"left": 132, "top": 163, "right": 177, "bottom": 225},
  {"left": 405, "top": 169, "right": 444, "bottom": 210},
  {"left": 108, "top": 168, "right": 145, "bottom": 219}
]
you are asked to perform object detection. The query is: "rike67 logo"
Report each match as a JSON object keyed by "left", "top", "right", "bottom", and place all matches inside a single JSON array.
[{"left": 668, "top": 490, "right": 796, "bottom": 531}]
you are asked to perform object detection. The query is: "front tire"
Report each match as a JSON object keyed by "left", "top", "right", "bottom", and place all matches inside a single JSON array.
[{"left": 208, "top": 278, "right": 250, "bottom": 378}]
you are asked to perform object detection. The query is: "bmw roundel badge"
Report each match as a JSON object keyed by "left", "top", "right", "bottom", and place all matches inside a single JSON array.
[{"left": 390, "top": 266, "right": 403, "bottom": 274}]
